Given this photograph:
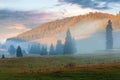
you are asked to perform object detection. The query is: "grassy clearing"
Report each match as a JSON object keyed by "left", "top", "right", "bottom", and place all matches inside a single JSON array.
[
  {"left": 0, "top": 53, "right": 120, "bottom": 80},
  {"left": 0, "top": 70, "right": 120, "bottom": 80}
]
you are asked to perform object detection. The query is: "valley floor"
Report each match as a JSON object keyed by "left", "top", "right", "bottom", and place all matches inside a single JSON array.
[{"left": 0, "top": 53, "right": 120, "bottom": 80}]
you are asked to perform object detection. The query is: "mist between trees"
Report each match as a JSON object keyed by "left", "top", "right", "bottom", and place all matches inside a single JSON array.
[
  {"left": 2, "top": 29, "right": 76, "bottom": 58},
  {"left": 0, "top": 20, "right": 115, "bottom": 58}
]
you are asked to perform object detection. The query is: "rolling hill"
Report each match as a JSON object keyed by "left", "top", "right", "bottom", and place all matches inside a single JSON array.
[{"left": 14, "top": 12, "right": 120, "bottom": 45}]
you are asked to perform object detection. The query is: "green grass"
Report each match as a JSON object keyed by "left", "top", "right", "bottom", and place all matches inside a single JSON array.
[
  {"left": 0, "top": 71, "right": 120, "bottom": 80},
  {"left": 0, "top": 53, "right": 120, "bottom": 80}
]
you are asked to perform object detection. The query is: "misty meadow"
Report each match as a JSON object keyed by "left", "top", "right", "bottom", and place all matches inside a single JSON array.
[{"left": 0, "top": 0, "right": 120, "bottom": 80}]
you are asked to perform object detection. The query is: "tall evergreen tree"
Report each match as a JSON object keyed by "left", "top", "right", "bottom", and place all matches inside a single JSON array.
[
  {"left": 1, "top": 54, "right": 5, "bottom": 59},
  {"left": 16, "top": 46, "right": 23, "bottom": 57},
  {"left": 64, "top": 29, "right": 76, "bottom": 54},
  {"left": 49, "top": 44, "right": 55, "bottom": 55},
  {"left": 29, "top": 43, "right": 41, "bottom": 54},
  {"left": 72, "top": 38, "right": 77, "bottom": 53},
  {"left": 41, "top": 46, "right": 48, "bottom": 55},
  {"left": 56, "top": 40, "right": 63, "bottom": 55},
  {"left": 8, "top": 45, "right": 16, "bottom": 55},
  {"left": 106, "top": 20, "right": 113, "bottom": 50}
]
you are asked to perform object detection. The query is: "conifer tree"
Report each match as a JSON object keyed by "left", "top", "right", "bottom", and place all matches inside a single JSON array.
[
  {"left": 106, "top": 20, "right": 113, "bottom": 50},
  {"left": 41, "top": 46, "right": 48, "bottom": 55},
  {"left": 64, "top": 29, "right": 76, "bottom": 54},
  {"left": 49, "top": 44, "right": 55, "bottom": 55},
  {"left": 16, "top": 46, "right": 23, "bottom": 57},
  {"left": 8, "top": 45, "right": 16, "bottom": 55},
  {"left": 56, "top": 40, "right": 63, "bottom": 55}
]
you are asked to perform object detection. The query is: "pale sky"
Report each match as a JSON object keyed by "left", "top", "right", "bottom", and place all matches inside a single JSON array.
[{"left": 0, "top": 0, "right": 120, "bottom": 42}]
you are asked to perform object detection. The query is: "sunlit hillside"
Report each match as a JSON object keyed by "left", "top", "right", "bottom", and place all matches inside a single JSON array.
[{"left": 15, "top": 12, "right": 120, "bottom": 44}]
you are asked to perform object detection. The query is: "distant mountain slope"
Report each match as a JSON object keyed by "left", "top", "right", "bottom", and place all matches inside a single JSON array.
[{"left": 15, "top": 12, "right": 120, "bottom": 44}]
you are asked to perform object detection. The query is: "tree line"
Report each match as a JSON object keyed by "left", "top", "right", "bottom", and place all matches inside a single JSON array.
[
  {"left": 3, "top": 20, "right": 113, "bottom": 58},
  {"left": 6, "top": 29, "right": 76, "bottom": 58},
  {"left": 2, "top": 45, "right": 23, "bottom": 59}
]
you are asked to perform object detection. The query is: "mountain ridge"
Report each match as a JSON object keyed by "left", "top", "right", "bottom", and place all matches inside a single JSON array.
[{"left": 13, "top": 12, "right": 120, "bottom": 44}]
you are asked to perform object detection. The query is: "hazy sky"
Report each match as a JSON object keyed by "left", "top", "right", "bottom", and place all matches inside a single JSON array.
[{"left": 0, "top": 0, "right": 120, "bottom": 41}]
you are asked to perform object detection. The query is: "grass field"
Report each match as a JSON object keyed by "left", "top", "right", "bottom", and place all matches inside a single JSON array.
[{"left": 0, "top": 53, "right": 120, "bottom": 80}]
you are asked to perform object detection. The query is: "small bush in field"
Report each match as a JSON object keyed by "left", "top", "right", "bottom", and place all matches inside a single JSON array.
[{"left": 65, "top": 62, "right": 76, "bottom": 68}]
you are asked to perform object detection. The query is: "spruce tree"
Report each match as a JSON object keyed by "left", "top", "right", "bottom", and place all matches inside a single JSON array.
[
  {"left": 56, "top": 40, "right": 63, "bottom": 55},
  {"left": 8, "top": 45, "right": 16, "bottom": 55},
  {"left": 1, "top": 54, "right": 5, "bottom": 59},
  {"left": 16, "top": 46, "right": 23, "bottom": 57},
  {"left": 41, "top": 46, "right": 48, "bottom": 55},
  {"left": 29, "top": 43, "right": 41, "bottom": 54},
  {"left": 49, "top": 44, "right": 55, "bottom": 55},
  {"left": 64, "top": 29, "right": 76, "bottom": 54},
  {"left": 106, "top": 20, "right": 113, "bottom": 50}
]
